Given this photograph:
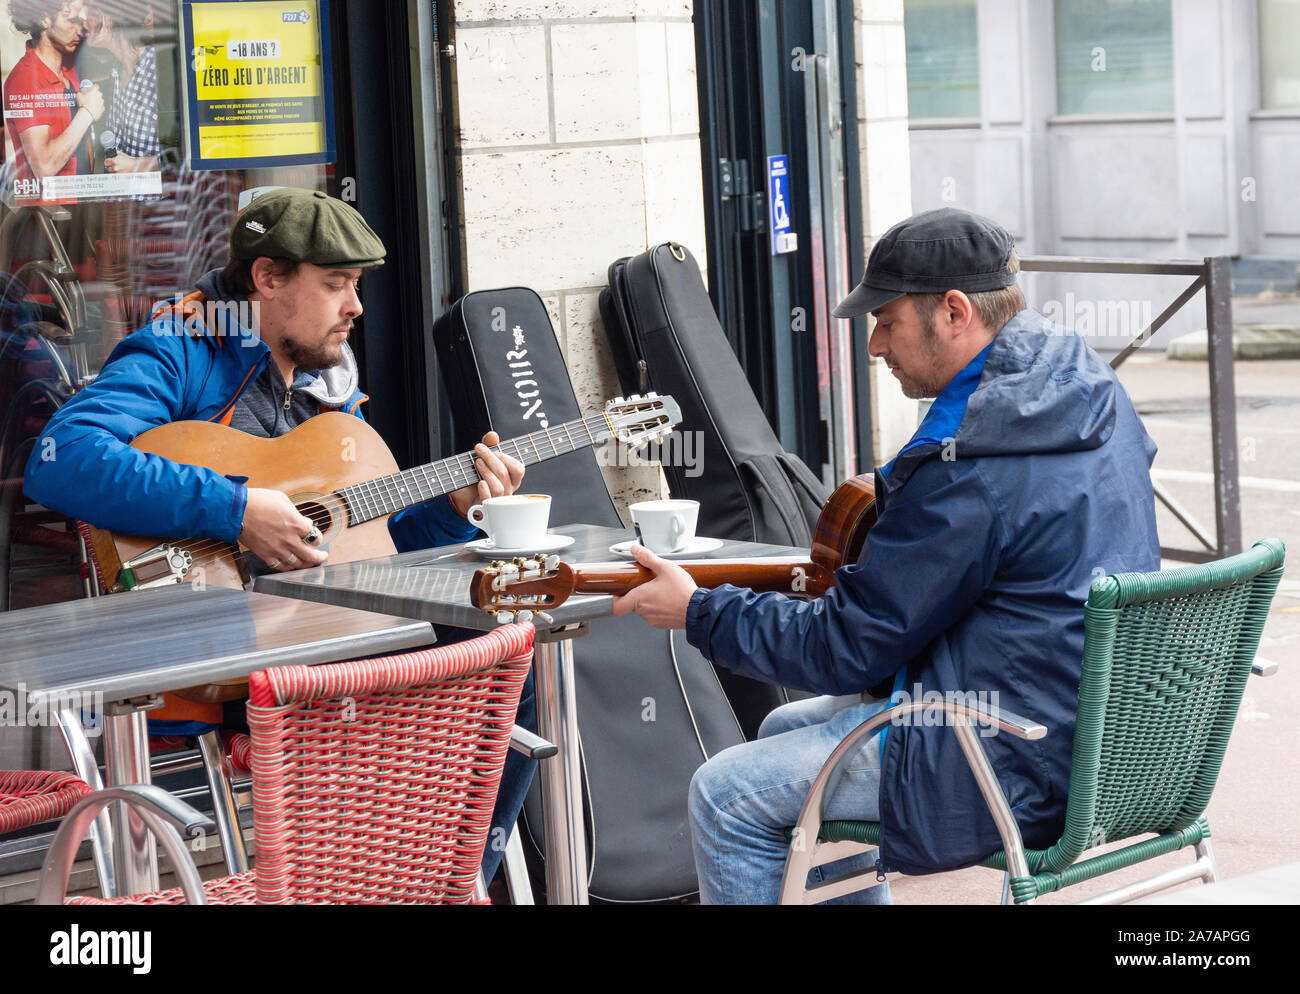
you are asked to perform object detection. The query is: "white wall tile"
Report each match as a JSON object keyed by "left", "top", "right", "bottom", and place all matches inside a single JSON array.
[
  {"left": 635, "top": 0, "right": 692, "bottom": 16},
  {"left": 636, "top": 21, "right": 672, "bottom": 138},
  {"left": 642, "top": 138, "right": 708, "bottom": 268},
  {"left": 665, "top": 22, "right": 699, "bottom": 134},
  {"left": 461, "top": 146, "right": 646, "bottom": 288},
  {"left": 862, "top": 119, "right": 913, "bottom": 233},
  {"left": 455, "top": 1, "right": 636, "bottom": 21},
  {"left": 551, "top": 23, "right": 644, "bottom": 142},
  {"left": 858, "top": 22, "right": 909, "bottom": 121},
  {"left": 455, "top": 26, "right": 550, "bottom": 148}
]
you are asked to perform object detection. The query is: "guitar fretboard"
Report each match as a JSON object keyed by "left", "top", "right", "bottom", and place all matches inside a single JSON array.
[{"left": 339, "top": 412, "right": 616, "bottom": 524}]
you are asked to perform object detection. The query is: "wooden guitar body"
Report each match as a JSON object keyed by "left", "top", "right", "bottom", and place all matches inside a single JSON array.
[{"left": 87, "top": 413, "right": 400, "bottom": 592}]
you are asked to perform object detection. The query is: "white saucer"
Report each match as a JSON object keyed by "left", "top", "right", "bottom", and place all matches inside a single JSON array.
[
  {"left": 468, "top": 534, "right": 576, "bottom": 559},
  {"left": 610, "top": 537, "right": 725, "bottom": 560}
]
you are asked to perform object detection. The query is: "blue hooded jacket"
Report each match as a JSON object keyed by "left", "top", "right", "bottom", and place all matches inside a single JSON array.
[
  {"left": 23, "top": 275, "right": 477, "bottom": 555},
  {"left": 685, "top": 308, "right": 1160, "bottom": 874}
]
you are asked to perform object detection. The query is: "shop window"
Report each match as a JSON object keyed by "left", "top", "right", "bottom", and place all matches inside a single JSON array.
[
  {"left": 1260, "top": 0, "right": 1300, "bottom": 108},
  {"left": 904, "top": 0, "right": 980, "bottom": 120},
  {"left": 0, "top": 1, "right": 334, "bottom": 608},
  {"left": 1054, "top": 0, "right": 1174, "bottom": 115}
]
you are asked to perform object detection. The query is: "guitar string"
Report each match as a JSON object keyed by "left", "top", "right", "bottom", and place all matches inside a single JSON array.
[{"left": 153, "top": 409, "right": 649, "bottom": 569}]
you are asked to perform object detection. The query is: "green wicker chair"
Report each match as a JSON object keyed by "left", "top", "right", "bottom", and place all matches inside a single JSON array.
[{"left": 780, "top": 538, "right": 1287, "bottom": 905}]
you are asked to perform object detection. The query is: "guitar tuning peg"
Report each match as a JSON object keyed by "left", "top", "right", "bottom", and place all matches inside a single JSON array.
[
  {"left": 544, "top": 554, "right": 560, "bottom": 571},
  {"left": 630, "top": 393, "right": 642, "bottom": 402},
  {"left": 614, "top": 396, "right": 625, "bottom": 404},
  {"left": 647, "top": 391, "right": 658, "bottom": 399},
  {"left": 495, "top": 610, "right": 516, "bottom": 625},
  {"left": 516, "top": 610, "right": 534, "bottom": 623}
]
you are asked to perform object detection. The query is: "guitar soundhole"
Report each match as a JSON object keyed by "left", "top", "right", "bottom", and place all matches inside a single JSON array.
[{"left": 294, "top": 497, "right": 338, "bottom": 541}]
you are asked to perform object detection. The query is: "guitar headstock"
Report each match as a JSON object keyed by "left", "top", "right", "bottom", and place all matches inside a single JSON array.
[
  {"left": 604, "top": 393, "right": 682, "bottom": 450},
  {"left": 470, "top": 555, "right": 577, "bottom": 622}
]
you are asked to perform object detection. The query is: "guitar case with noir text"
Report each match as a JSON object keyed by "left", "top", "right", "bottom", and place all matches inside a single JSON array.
[{"left": 433, "top": 287, "right": 747, "bottom": 903}]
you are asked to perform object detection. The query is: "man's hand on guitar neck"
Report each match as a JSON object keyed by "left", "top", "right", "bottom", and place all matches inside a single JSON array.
[
  {"left": 611, "top": 544, "right": 698, "bottom": 630},
  {"left": 239, "top": 488, "right": 330, "bottom": 571},
  {"left": 448, "top": 431, "right": 527, "bottom": 518}
]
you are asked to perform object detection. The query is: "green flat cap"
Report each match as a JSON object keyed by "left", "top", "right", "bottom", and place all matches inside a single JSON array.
[{"left": 230, "top": 188, "right": 386, "bottom": 268}]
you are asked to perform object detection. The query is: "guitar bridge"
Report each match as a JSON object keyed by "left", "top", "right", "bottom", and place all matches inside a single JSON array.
[{"left": 116, "top": 543, "right": 195, "bottom": 591}]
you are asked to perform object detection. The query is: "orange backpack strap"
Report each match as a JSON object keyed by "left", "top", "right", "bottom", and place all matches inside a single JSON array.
[{"left": 150, "top": 290, "right": 208, "bottom": 331}]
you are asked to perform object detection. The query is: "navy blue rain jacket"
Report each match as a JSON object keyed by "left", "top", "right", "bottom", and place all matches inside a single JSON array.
[{"left": 685, "top": 308, "right": 1160, "bottom": 874}]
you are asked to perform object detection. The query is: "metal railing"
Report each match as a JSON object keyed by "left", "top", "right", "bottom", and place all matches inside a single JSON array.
[{"left": 1020, "top": 256, "right": 1241, "bottom": 564}]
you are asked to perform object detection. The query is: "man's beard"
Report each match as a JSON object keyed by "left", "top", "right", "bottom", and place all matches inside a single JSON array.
[
  {"left": 281, "top": 334, "right": 345, "bottom": 372},
  {"left": 891, "top": 312, "right": 946, "bottom": 399}
]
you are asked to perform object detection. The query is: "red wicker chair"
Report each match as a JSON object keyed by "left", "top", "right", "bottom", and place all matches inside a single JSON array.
[
  {"left": 38, "top": 622, "right": 536, "bottom": 905},
  {"left": 0, "top": 770, "right": 92, "bottom": 835}
]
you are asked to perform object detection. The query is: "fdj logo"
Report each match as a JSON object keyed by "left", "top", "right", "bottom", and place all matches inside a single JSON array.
[{"left": 282, "top": 9, "right": 310, "bottom": 23}]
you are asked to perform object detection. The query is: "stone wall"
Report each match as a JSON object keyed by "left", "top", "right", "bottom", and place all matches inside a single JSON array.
[{"left": 450, "top": 0, "right": 707, "bottom": 515}]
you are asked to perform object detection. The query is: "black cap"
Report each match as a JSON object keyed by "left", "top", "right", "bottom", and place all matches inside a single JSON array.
[
  {"left": 231, "top": 188, "right": 386, "bottom": 269},
  {"left": 833, "top": 208, "right": 1016, "bottom": 318}
]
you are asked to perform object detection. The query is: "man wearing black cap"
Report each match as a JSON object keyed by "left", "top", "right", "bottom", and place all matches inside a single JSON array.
[
  {"left": 614, "top": 208, "right": 1161, "bottom": 903},
  {"left": 25, "top": 187, "right": 531, "bottom": 882}
]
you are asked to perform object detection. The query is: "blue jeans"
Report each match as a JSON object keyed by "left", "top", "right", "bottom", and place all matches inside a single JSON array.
[{"left": 688, "top": 693, "right": 893, "bottom": 905}]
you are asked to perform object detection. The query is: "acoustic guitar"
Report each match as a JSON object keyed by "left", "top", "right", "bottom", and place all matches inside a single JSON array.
[
  {"left": 86, "top": 394, "right": 681, "bottom": 595},
  {"left": 469, "top": 475, "right": 878, "bottom": 619}
]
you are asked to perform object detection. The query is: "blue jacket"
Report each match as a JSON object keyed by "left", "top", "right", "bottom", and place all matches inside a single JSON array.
[
  {"left": 23, "top": 281, "right": 477, "bottom": 554},
  {"left": 685, "top": 309, "right": 1160, "bottom": 874}
]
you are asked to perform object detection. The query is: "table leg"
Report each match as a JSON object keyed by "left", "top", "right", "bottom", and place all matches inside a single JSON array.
[
  {"left": 102, "top": 706, "right": 158, "bottom": 895},
  {"left": 532, "top": 636, "right": 588, "bottom": 905}
]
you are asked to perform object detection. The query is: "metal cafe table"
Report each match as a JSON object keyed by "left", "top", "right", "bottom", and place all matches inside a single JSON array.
[
  {"left": 255, "top": 522, "right": 810, "bottom": 905},
  {"left": 0, "top": 584, "right": 434, "bottom": 897}
]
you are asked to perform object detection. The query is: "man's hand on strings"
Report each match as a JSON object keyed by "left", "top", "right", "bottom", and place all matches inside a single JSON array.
[
  {"left": 449, "top": 431, "right": 526, "bottom": 517},
  {"left": 611, "top": 543, "right": 698, "bottom": 630},
  {"left": 239, "top": 487, "right": 329, "bottom": 571}
]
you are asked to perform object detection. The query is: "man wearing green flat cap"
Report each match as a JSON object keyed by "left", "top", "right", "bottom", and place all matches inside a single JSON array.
[
  {"left": 26, "top": 187, "right": 535, "bottom": 886},
  {"left": 29, "top": 187, "right": 524, "bottom": 579}
]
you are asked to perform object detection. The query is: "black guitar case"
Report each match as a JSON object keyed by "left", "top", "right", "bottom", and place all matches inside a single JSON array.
[
  {"left": 600, "top": 244, "right": 825, "bottom": 736},
  {"left": 432, "top": 287, "right": 746, "bottom": 903},
  {"left": 600, "top": 243, "right": 830, "bottom": 546}
]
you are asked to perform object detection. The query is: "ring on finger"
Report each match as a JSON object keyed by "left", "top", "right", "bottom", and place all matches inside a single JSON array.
[
  {"left": 266, "top": 558, "right": 281, "bottom": 569},
  {"left": 286, "top": 553, "right": 299, "bottom": 566}
]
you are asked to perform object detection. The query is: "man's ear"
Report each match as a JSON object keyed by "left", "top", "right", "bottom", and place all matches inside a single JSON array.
[
  {"left": 943, "top": 290, "right": 976, "bottom": 337},
  {"left": 249, "top": 258, "right": 280, "bottom": 298}
]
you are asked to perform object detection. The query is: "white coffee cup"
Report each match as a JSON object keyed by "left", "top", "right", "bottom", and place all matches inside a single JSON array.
[
  {"left": 629, "top": 499, "right": 699, "bottom": 555},
  {"left": 468, "top": 494, "right": 552, "bottom": 549}
]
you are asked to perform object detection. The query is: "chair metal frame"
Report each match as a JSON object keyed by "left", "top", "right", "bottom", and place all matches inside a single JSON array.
[{"left": 780, "top": 539, "right": 1285, "bottom": 905}]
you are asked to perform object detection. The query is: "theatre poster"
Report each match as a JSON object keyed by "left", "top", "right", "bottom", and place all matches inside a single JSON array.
[
  {"left": 0, "top": 4, "right": 169, "bottom": 206},
  {"left": 181, "top": 0, "right": 336, "bottom": 171}
]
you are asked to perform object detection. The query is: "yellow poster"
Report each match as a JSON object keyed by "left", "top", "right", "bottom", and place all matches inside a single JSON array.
[{"left": 183, "top": 1, "right": 334, "bottom": 169}]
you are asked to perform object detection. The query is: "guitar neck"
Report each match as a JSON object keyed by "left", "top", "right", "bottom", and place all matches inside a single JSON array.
[
  {"left": 569, "top": 558, "right": 821, "bottom": 598},
  {"left": 339, "top": 412, "right": 616, "bottom": 524}
]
